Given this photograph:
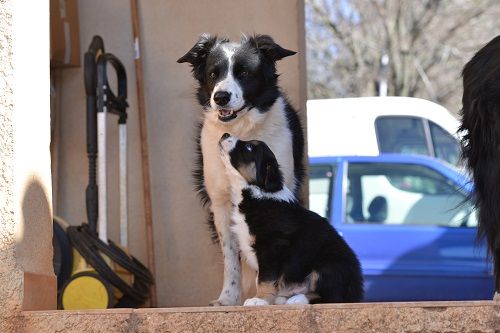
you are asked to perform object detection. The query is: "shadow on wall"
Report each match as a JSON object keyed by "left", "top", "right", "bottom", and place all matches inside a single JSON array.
[{"left": 15, "top": 177, "right": 55, "bottom": 310}]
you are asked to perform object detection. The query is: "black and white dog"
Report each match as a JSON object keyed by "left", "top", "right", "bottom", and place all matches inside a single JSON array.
[
  {"left": 177, "top": 34, "right": 305, "bottom": 306},
  {"left": 218, "top": 134, "right": 363, "bottom": 305},
  {"left": 460, "top": 35, "right": 500, "bottom": 300}
]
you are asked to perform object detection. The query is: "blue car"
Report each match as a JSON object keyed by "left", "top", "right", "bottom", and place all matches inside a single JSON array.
[{"left": 308, "top": 154, "right": 494, "bottom": 301}]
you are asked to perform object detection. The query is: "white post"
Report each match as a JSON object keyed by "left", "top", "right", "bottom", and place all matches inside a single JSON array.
[
  {"left": 119, "top": 123, "right": 128, "bottom": 247},
  {"left": 97, "top": 94, "right": 108, "bottom": 244}
]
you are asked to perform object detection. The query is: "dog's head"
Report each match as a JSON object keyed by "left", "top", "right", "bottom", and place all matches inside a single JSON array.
[
  {"left": 218, "top": 133, "right": 283, "bottom": 193},
  {"left": 177, "top": 34, "right": 296, "bottom": 123}
]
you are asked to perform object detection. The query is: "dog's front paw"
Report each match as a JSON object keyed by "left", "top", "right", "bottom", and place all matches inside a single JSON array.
[
  {"left": 209, "top": 299, "right": 224, "bottom": 306},
  {"left": 209, "top": 297, "right": 240, "bottom": 306},
  {"left": 285, "top": 294, "right": 309, "bottom": 305},
  {"left": 243, "top": 297, "right": 269, "bottom": 306}
]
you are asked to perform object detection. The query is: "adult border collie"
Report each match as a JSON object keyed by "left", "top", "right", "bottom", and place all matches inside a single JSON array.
[
  {"left": 218, "top": 134, "right": 363, "bottom": 305},
  {"left": 177, "top": 34, "right": 305, "bottom": 306},
  {"left": 460, "top": 35, "right": 500, "bottom": 299}
]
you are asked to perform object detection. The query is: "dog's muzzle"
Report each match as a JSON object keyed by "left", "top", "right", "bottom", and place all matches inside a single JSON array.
[{"left": 219, "top": 133, "right": 237, "bottom": 152}]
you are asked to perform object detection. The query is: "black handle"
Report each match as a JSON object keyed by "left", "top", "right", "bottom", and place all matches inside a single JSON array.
[
  {"left": 97, "top": 53, "right": 128, "bottom": 124},
  {"left": 84, "top": 36, "right": 104, "bottom": 95},
  {"left": 84, "top": 35, "right": 105, "bottom": 234},
  {"left": 84, "top": 35, "right": 129, "bottom": 234}
]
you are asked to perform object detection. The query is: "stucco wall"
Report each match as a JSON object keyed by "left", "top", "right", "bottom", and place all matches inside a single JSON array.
[
  {"left": 54, "top": 0, "right": 306, "bottom": 307},
  {"left": 0, "top": 0, "right": 22, "bottom": 325},
  {"left": 1, "top": 0, "right": 54, "bottom": 328}
]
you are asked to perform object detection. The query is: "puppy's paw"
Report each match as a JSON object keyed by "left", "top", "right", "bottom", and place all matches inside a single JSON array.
[
  {"left": 243, "top": 297, "right": 269, "bottom": 306},
  {"left": 286, "top": 294, "right": 309, "bottom": 305},
  {"left": 494, "top": 292, "right": 500, "bottom": 301},
  {"left": 274, "top": 296, "right": 288, "bottom": 305}
]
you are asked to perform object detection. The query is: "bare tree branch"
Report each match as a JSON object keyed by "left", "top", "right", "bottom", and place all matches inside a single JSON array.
[{"left": 306, "top": 0, "right": 500, "bottom": 112}]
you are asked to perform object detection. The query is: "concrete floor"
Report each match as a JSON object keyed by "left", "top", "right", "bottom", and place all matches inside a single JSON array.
[{"left": 18, "top": 301, "right": 500, "bottom": 332}]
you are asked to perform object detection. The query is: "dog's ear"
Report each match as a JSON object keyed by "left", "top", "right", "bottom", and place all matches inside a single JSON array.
[
  {"left": 177, "top": 34, "right": 217, "bottom": 66},
  {"left": 256, "top": 145, "right": 283, "bottom": 192},
  {"left": 248, "top": 34, "right": 296, "bottom": 62}
]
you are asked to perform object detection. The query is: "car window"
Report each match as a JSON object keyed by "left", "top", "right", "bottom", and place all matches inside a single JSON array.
[
  {"left": 309, "top": 164, "right": 336, "bottom": 218},
  {"left": 345, "top": 162, "right": 477, "bottom": 227},
  {"left": 376, "top": 117, "right": 430, "bottom": 156},
  {"left": 429, "top": 122, "right": 460, "bottom": 166}
]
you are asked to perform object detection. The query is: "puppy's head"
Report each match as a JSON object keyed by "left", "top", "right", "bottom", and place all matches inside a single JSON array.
[
  {"left": 218, "top": 133, "right": 283, "bottom": 193},
  {"left": 177, "top": 34, "right": 296, "bottom": 123}
]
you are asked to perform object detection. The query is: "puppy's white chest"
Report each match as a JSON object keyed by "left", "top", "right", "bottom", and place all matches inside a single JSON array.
[{"left": 231, "top": 208, "right": 258, "bottom": 271}]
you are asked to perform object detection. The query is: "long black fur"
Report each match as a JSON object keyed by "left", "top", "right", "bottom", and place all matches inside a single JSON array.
[
  {"left": 460, "top": 34, "right": 500, "bottom": 292},
  {"left": 193, "top": 123, "right": 217, "bottom": 241}
]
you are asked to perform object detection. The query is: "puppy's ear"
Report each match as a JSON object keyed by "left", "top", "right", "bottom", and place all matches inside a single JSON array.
[
  {"left": 256, "top": 145, "right": 283, "bottom": 192},
  {"left": 263, "top": 160, "right": 283, "bottom": 192},
  {"left": 248, "top": 34, "right": 296, "bottom": 62},
  {"left": 177, "top": 34, "right": 217, "bottom": 65}
]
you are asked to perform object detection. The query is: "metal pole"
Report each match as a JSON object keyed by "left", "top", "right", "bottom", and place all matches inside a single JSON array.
[{"left": 130, "top": 0, "right": 157, "bottom": 307}]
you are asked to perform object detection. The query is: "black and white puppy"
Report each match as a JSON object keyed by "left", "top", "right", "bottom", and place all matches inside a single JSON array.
[
  {"left": 218, "top": 134, "right": 363, "bottom": 305},
  {"left": 178, "top": 34, "right": 305, "bottom": 306}
]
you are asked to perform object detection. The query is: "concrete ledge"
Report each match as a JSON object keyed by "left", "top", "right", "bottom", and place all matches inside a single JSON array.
[{"left": 20, "top": 301, "right": 499, "bottom": 333}]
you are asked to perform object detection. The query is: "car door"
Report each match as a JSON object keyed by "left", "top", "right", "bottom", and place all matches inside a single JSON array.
[{"left": 309, "top": 157, "right": 493, "bottom": 302}]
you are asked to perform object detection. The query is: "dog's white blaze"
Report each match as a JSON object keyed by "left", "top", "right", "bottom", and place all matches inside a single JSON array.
[
  {"left": 210, "top": 45, "right": 245, "bottom": 111},
  {"left": 247, "top": 185, "right": 295, "bottom": 203},
  {"left": 219, "top": 135, "right": 237, "bottom": 153}
]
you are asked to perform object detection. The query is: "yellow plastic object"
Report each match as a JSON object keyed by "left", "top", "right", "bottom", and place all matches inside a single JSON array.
[
  {"left": 60, "top": 271, "right": 113, "bottom": 309},
  {"left": 71, "top": 248, "right": 88, "bottom": 274},
  {"left": 72, "top": 245, "right": 134, "bottom": 309}
]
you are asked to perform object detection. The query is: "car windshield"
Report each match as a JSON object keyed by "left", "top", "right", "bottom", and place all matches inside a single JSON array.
[{"left": 376, "top": 116, "right": 461, "bottom": 166}]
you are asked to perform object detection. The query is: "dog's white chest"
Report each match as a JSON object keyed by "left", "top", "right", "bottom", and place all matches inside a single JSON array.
[{"left": 231, "top": 208, "right": 258, "bottom": 271}]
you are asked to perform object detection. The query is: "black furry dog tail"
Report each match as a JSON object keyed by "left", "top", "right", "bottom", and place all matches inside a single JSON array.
[{"left": 460, "top": 35, "right": 500, "bottom": 293}]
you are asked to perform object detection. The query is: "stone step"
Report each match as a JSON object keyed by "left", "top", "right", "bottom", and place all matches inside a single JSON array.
[{"left": 19, "top": 301, "right": 499, "bottom": 333}]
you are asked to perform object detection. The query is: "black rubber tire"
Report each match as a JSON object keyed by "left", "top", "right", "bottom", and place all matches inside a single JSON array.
[{"left": 53, "top": 219, "right": 73, "bottom": 290}]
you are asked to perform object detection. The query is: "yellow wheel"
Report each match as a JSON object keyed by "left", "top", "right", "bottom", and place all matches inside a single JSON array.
[{"left": 60, "top": 271, "right": 113, "bottom": 309}]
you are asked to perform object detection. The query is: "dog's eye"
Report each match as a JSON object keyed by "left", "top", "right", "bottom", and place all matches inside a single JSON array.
[
  {"left": 209, "top": 72, "right": 217, "bottom": 79},
  {"left": 239, "top": 71, "right": 248, "bottom": 78},
  {"left": 244, "top": 143, "right": 253, "bottom": 152}
]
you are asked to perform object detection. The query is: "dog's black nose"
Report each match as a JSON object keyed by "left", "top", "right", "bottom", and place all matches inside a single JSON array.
[
  {"left": 214, "top": 91, "right": 231, "bottom": 106},
  {"left": 221, "top": 133, "right": 231, "bottom": 140}
]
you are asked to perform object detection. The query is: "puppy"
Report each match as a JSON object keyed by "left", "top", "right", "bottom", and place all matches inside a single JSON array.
[
  {"left": 460, "top": 35, "right": 500, "bottom": 299},
  {"left": 218, "top": 134, "right": 363, "bottom": 305},
  {"left": 178, "top": 34, "right": 305, "bottom": 305}
]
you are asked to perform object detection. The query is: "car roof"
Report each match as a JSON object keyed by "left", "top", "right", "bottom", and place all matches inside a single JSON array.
[
  {"left": 310, "top": 153, "right": 451, "bottom": 164},
  {"left": 307, "top": 97, "right": 460, "bottom": 157}
]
